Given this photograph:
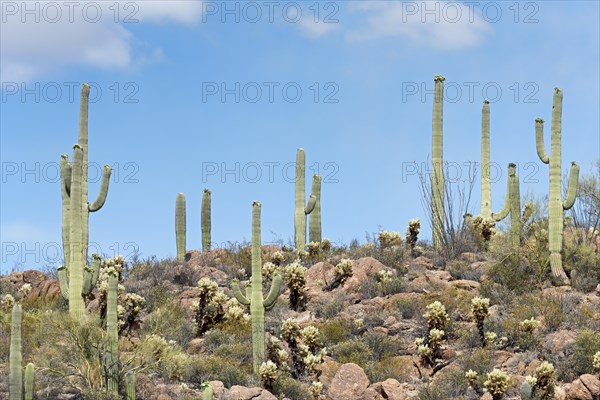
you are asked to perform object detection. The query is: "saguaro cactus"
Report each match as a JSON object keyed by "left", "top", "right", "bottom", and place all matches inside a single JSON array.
[
  {"left": 105, "top": 273, "right": 119, "bottom": 395},
  {"left": 480, "top": 100, "right": 492, "bottom": 219},
  {"left": 126, "top": 372, "right": 136, "bottom": 400},
  {"left": 24, "top": 363, "right": 34, "bottom": 400},
  {"left": 176, "top": 193, "right": 186, "bottom": 261},
  {"left": 58, "top": 83, "right": 112, "bottom": 320},
  {"left": 232, "top": 201, "right": 283, "bottom": 374},
  {"left": 201, "top": 383, "right": 213, "bottom": 400},
  {"left": 294, "top": 148, "right": 317, "bottom": 250},
  {"left": 431, "top": 75, "right": 445, "bottom": 249},
  {"left": 492, "top": 163, "right": 521, "bottom": 248},
  {"left": 309, "top": 174, "right": 322, "bottom": 243},
  {"left": 9, "top": 304, "right": 22, "bottom": 400},
  {"left": 202, "top": 189, "right": 212, "bottom": 252},
  {"left": 535, "top": 88, "right": 580, "bottom": 282}
]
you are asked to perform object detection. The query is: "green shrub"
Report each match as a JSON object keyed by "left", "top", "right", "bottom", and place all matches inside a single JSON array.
[
  {"left": 365, "top": 356, "right": 414, "bottom": 383},
  {"left": 142, "top": 298, "right": 193, "bottom": 344},
  {"left": 330, "top": 339, "right": 372, "bottom": 367},
  {"left": 570, "top": 329, "right": 600, "bottom": 377},
  {"left": 272, "top": 375, "right": 312, "bottom": 400},
  {"left": 318, "top": 318, "right": 353, "bottom": 346},
  {"left": 189, "top": 354, "right": 250, "bottom": 388}
]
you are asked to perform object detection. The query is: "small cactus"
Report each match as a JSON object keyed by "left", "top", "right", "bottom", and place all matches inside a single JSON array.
[
  {"left": 201, "top": 382, "right": 213, "bottom": 400},
  {"left": 126, "top": 372, "right": 136, "bottom": 400},
  {"left": 259, "top": 361, "right": 277, "bottom": 390},
  {"left": 324, "top": 259, "right": 353, "bottom": 291},
  {"left": 283, "top": 260, "right": 308, "bottom": 312},
  {"left": 378, "top": 231, "right": 403, "bottom": 248},
  {"left": 483, "top": 369, "right": 509, "bottom": 400},
  {"left": 405, "top": 219, "right": 421, "bottom": 256},
  {"left": 471, "top": 297, "right": 490, "bottom": 347},
  {"left": 24, "top": 363, "right": 34, "bottom": 400}
]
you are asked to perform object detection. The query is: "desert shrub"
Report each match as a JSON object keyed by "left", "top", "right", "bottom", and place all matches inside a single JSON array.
[
  {"left": 142, "top": 298, "right": 193, "bottom": 345},
  {"left": 312, "top": 293, "right": 348, "bottom": 319},
  {"left": 330, "top": 339, "right": 372, "bottom": 367},
  {"left": 432, "top": 367, "right": 469, "bottom": 397},
  {"left": 189, "top": 354, "right": 250, "bottom": 388},
  {"left": 365, "top": 356, "right": 414, "bottom": 383},
  {"left": 458, "top": 348, "right": 494, "bottom": 376},
  {"left": 362, "top": 331, "right": 402, "bottom": 361},
  {"left": 564, "top": 237, "right": 600, "bottom": 292},
  {"left": 567, "top": 329, "right": 600, "bottom": 378},
  {"left": 416, "top": 383, "right": 446, "bottom": 400},
  {"left": 318, "top": 318, "right": 354, "bottom": 346},
  {"left": 359, "top": 271, "right": 406, "bottom": 300},
  {"left": 271, "top": 375, "right": 312, "bottom": 400},
  {"left": 135, "top": 334, "right": 192, "bottom": 381},
  {"left": 393, "top": 296, "right": 423, "bottom": 319},
  {"left": 446, "top": 260, "right": 483, "bottom": 281}
]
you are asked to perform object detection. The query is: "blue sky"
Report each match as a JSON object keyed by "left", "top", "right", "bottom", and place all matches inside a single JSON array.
[{"left": 1, "top": 0, "right": 599, "bottom": 271}]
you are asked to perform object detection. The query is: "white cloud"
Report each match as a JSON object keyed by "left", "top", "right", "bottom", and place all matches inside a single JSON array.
[
  {"left": 297, "top": 19, "right": 339, "bottom": 39},
  {"left": 346, "top": 1, "right": 493, "bottom": 50},
  {"left": 0, "top": 1, "right": 204, "bottom": 83}
]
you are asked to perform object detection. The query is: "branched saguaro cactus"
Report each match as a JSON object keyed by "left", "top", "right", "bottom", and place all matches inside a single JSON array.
[
  {"left": 202, "top": 189, "right": 212, "bottom": 252},
  {"left": 232, "top": 201, "right": 283, "bottom": 374},
  {"left": 58, "top": 83, "right": 112, "bottom": 320},
  {"left": 105, "top": 272, "right": 119, "bottom": 395},
  {"left": 431, "top": 75, "right": 445, "bottom": 249},
  {"left": 295, "top": 149, "right": 317, "bottom": 249},
  {"left": 492, "top": 163, "right": 521, "bottom": 248},
  {"left": 176, "top": 193, "right": 186, "bottom": 261},
  {"left": 309, "top": 174, "right": 322, "bottom": 243},
  {"left": 535, "top": 88, "right": 579, "bottom": 282},
  {"left": 480, "top": 100, "right": 492, "bottom": 219}
]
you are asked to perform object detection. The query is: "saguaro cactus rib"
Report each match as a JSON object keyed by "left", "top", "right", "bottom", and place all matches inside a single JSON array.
[
  {"left": 309, "top": 174, "right": 322, "bottom": 243},
  {"left": 431, "top": 75, "right": 445, "bottom": 249},
  {"left": 202, "top": 189, "right": 212, "bottom": 252},
  {"left": 231, "top": 201, "right": 282, "bottom": 374},
  {"left": 176, "top": 193, "right": 187, "bottom": 261},
  {"left": 534, "top": 88, "right": 580, "bottom": 283}
]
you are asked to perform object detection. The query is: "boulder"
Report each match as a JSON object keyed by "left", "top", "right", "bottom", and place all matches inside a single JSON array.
[{"left": 327, "top": 363, "right": 370, "bottom": 400}]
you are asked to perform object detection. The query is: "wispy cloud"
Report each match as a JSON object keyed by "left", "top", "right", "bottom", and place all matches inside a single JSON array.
[{"left": 345, "top": 1, "right": 493, "bottom": 50}]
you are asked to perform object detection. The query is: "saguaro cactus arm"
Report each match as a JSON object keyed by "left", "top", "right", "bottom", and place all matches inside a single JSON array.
[
  {"left": 57, "top": 266, "right": 69, "bottom": 300},
  {"left": 88, "top": 165, "right": 112, "bottom": 212},
  {"left": 563, "top": 162, "right": 579, "bottom": 210},
  {"left": 263, "top": 274, "right": 283, "bottom": 311},
  {"left": 82, "top": 254, "right": 101, "bottom": 294},
  {"left": 309, "top": 174, "right": 322, "bottom": 243},
  {"left": 535, "top": 118, "right": 550, "bottom": 164},
  {"left": 305, "top": 195, "right": 317, "bottom": 214},
  {"left": 492, "top": 164, "right": 516, "bottom": 222},
  {"left": 231, "top": 279, "right": 251, "bottom": 306}
]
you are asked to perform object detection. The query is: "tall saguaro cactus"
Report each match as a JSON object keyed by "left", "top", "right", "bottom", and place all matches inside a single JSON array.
[
  {"left": 202, "top": 189, "right": 212, "bottom": 252},
  {"left": 535, "top": 88, "right": 580, "bottom": 282},
  {"left": 105, "top": 273, "right": 119, "bottom": 395},
  {"left": 309, "top": 174, "right": 322, "bottom": 243},
  {"left": 431, "top": 75, "right": 446, "bottom": 249},
  {"left": 492, "top": 163, "right": 521, "bottom": 248},
  {"left": 58, "top": 83, "right": 112, "bottom": 320},
  {"left": 232, "top": 201, "right": 283, "bottom": 374},
  {"left": 294, "top": 148, "right": 317, "bottom": 249},
  {"left": 480, "top": 100, "right": 492, "bottom": 219},
  {"left": 176, "top": 193, "right": 187, "bottom": 261},
  {"left": 9, "top": 304, "right": 22, "bottom": 400}
]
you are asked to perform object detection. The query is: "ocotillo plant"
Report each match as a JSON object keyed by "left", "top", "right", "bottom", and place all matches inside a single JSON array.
[
  {"left": 202, "top": 189, "right": 212, "bottom": 252},
  {"left": 9, "top": 304, "right": 22, "bottom": 400},
  {"left": 105, "top": 272, "right": 119, "bottom": 395},
  {"left": 176, "top": 192, "right": 186, "bottom": 261},
  {"left": 535, "top": 88, "right": 580, "bottom": 282},
  {"left": 232, "top": 201, "right": 283, "bottom": 374},
  {"left": 294, "top": 148, "right": 317, "bottom": 249},
  {"left": 309, "top": 174, "right": 322, "bottom": 243},
  {"left": 492, "top": 163, "right": 521, "bottom": 248},
  {"left": 59, "top": 83, "right": 112, "bottom": 320},
  {"left": 431, "top": 75, "right": 445, "bottom": 249},
  {"left": 480, "top": 100, "right": 492, "bottom": 219}
]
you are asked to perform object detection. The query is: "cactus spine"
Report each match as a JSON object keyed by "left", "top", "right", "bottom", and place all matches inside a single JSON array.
[
  {"left": 126, "top": 372, "right": 136, "bottom": 400},
  {"left": 309, "top": 174, "right": 322, "bottom": 243},
  {"left": 294, "top": 148, "right": 317, "bottom": 249},
  {"left": 431, "top": 75, "right": 445, "bottom": 249},
  {"left": 24, "top": 363, "right": 34, "bottom": 400},
  {"left": 232, "top": 201, "right": 282, "bottom": 374},
  {"left": 176, "top": 192, "right": 186, "bottom": 261},
  {"left": 105, "top": 273, "right": 119, "bottom": 394},
  {"left": 9, "top": 304, "right": 22, "bottom": 400},
  {"left": 481, "top": 100, "right": 492, "bottom": 219},
  {"left": 492, "top": 163, "right": 521, "bottom": 248},
  {"left": 202, "top": 189, "right": 212, "bottom": 252},
  {"left": 535, "top": 88, "right": 580, "bottom": 282},
  {"left": 58, "top": 83, "right": 112, "bottom": 320}
]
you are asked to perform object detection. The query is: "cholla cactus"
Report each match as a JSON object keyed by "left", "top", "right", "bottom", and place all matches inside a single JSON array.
[
  {"left": 279, "top": 319, "right": 325, "bottom": 378},
  {"left": 378, "top": 231, "right": 403, "bottom": 248},
  {"left": 98, "top": 256, "right": 126, "bottom": 320},
  {"left": 469, "top": 215, "right": 496, "bottom": 244},
  {"left": 193, "top": 278, "right": 229, "bottom": 336},
  {"left": 119, "top": 293, "right": 146, "bottom": 335},
  {"left": 306, "top": 241, "right": 321, "bottom": 258},
  {"left": 19, "top": 284, "right": 32, "bottom": 297},
  {"left": 262, "top": 262, "right": 278, "bottom": 281},
  {"left": 1, "top": 294, "right": 15, "bottom": 311},
  {"left": 471, "top": 297, "right": 491, "bottom": 347},
  {"left": 284, "top": 261, "right": 308, "bottom": 311},
  {"left": 520, "top": 317, "right": 540, "bottom": 333},
  {"left": 325, "top": 259, "right": 353, "bottom": 291},
  {"left": 259, "top": 361, "right": 277, "bottom": 390},
  {"left": 224, "top": 298, "right": 250, "bottom": 324},
  {"left": 310, "top": 381, "right": 324, "bottom": 400},
  {"left": 296, "top": 249, "right": 309, "bottom": 261},
  {"left": 483, "top": 369, "right": 509, "bottom": 400},
  {"left": 282, "top": 318, "right": 302, "bottom": 342},
  {"left": 301, "top": 326, "right": 321, "bottom": 353},
  {"left": 593, "top": 351, "right": 600, "bottom": 374},
  {"left": 485, "top": 332, "right": 498, "bottom": 347},
  {"left": 465, "top": 369, "right": 478, "bottom": 385},
  {"left": 405, "top": 219, "right": 421, "bottom": 256},
  {"left": 377, "top": 269, "right": 393, "bottom": 284},
  {"left": 424, "top": 301, "right": 449, "bottom": 330},
  {"left": 321, "top": 238, "right": 332, "bottom": 253},
  {"left": 532, "top": 361, "right": 555, "bottom": 399},
  {"left": 270, "top": 251, "right": 285, "bottom": 266}
]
